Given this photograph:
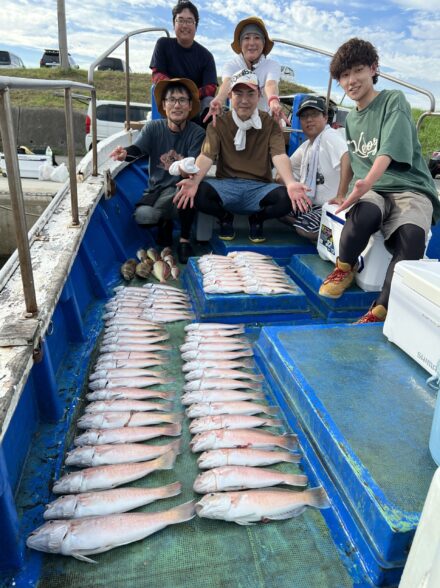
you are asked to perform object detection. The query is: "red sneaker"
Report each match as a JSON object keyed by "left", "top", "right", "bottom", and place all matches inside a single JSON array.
[{"left": 354, "top": 304, "right": 387, "bottom": 324}]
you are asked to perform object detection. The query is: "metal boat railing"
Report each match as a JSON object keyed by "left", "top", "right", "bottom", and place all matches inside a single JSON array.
[
  {"left": 87, "top": 27, "right": 169, "bottom": 176},
  {"left": 0, "top": 77, "right": 95, "bottom": 315},
  {"left": 273, "top": 38, "right": 437, "bottom": 135}
]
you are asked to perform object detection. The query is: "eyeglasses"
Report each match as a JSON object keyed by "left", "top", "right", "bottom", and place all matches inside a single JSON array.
[
  {"left": 299, "top": 110, "right": 323, "bottom": 120},
  {"left": 165, "top": 97, "right": 190, "bottom": 106},
  {"left": 175, "top": 17, "right": 196, "bottom": 25}
]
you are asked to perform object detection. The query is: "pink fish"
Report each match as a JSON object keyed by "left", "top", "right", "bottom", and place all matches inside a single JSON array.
[{"left": 74, "top": 423, "right": 182, "bottom": 446}]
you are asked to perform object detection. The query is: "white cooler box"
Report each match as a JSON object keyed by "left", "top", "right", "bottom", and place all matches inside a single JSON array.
[
  {"left": 317, "top": 202, "right": 392, "bottom": 292},
  {"left": 383, "top": 259, "right": 440, "bottom": 377}
]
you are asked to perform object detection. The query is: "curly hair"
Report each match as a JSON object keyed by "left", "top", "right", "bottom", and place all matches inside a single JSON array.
[
  {"left": 330, "top": 38, "right": 379, "bottom": 84},
  {"left": 172, "top": 1, "right": 199, "bottom": 26}
]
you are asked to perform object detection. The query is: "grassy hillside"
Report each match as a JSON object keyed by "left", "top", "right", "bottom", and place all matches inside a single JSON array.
[
  {"left": 1, "top": 68, "right": 308, "bottom": 111},
  {"left": 2, "top": 68, "right": 438, "bottom": 156}
]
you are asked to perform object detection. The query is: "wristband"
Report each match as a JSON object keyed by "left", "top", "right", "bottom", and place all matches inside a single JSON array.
[{"left": 268, "top": 95, "right": 280, "bottom": 106}]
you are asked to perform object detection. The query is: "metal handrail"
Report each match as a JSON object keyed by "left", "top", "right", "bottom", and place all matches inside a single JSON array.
[
  {"left": 272, "top": 38, "right": 436, "bottom": 114},
  {"left": 0, "top": 76, "right": 95, "bottom": 316},
  {"left": 87, "top": 27, "right": 170, "bottom": 176}
]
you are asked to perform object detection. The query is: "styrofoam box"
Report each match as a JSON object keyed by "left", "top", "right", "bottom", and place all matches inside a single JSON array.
[
  {"left": 0, "top": 153, "right": 49, "bottom": 179},
  {"left": 383, "top": 259, "right": 440, "bottom": 377},
  {"left": 317, "top": 202, "right": 392, "bottom": 292}
]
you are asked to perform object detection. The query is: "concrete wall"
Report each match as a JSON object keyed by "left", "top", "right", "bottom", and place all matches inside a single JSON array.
[
  {"left": 0, "top": 107, "right": 86, "bottom": 155},
  {"left": 0, "top": 194, "right": 52, "bottom": 256}
]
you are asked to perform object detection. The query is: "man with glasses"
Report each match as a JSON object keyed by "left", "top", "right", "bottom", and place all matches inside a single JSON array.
[
  {"left": 110, "top": 79, "right": 205, "bottom": 263},
  {"left": 150, "top": 1, "right": 217, "bottom": 120},
  {"left": 173, "top": 70, "right": 309, "bottom": 243},
  {"left": 280, "top": 95, "right": 350, "bottom": 241}
]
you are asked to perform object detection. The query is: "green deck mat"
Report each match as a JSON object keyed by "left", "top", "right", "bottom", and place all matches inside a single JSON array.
[{"left": 38, "top": 313, "right": 352, "bottom": 588}]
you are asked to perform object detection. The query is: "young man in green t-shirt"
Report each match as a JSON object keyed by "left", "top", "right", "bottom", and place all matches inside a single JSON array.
[{"left": 319, "top": 37, "right": 439, "bottom": 323}]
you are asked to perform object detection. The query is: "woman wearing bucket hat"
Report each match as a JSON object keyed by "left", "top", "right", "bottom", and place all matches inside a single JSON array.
[{"left": 204, "top": 16, "right": 286, "bottom": 127}]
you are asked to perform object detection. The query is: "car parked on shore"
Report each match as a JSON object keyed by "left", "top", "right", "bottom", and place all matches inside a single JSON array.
[
  {"left": 97, "top": 57, "right": 129, "bottom": 72},
  {"left": 0, "top": 50, "right": 25, "bottom": 69},
  {"left": 40, "top": 49, "right": 79, "bottom": 69},
  {"left": 85, "top": 100, "right": 151, "bottom": 150}
]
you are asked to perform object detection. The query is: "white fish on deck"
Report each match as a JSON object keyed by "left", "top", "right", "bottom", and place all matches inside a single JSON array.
[
  {"left": 77, "top": 411, "right": 181, "bottom": 430},
  {"left": 86, "top": 389, "right": 173, "bottom": 401},
  {"left": 66, "top": 439, "right": 182, "bottom": 467},
  {"left": 183, "top": 379, "right": 262, "bottom": 392},
  {"left": 74, "top": 423, "right": 182, "bottom": 446},
  {"left": 197, "top": 448, "right": 301, "bottom": 469},
  {"left": 44, "top": 482, "right": 182, "bottom": 519},
  {"left": 27, "top": 500, "right": 196, "bottom": 562},
  {"left": 53, "top": 450, "right": 177, "bottom": 493},
  {"left": 186, "top": 402, "right": 276, "bottom": 418},
  {"left": 189, "top": 415, "right": 282, "bottom": 433},
  {"left": 182, "top": 359, "right": 254, "bottom": 372},
  {"left": 89, "top": 368, "right": 164, "bottom": 381},
  {"left": 85, "top": 399, "right": 174, "bottom": 413},
  {"left": 181, "top": 349, "right": 253, "bottom": 361},
  {"left": 193, "top": 466, "right": 308, "bottom": 493},
  {"left": 184, "top": 368, "right": 262, "bottom": 382},
  {"left": 181, "top": 390, "right": 265, "bottom": 405},
  {"left": 184, "top": 323, "right": 245, "bottom": 332},
  {"left": 89, "top": 376, "right": 173, "bottom": 390},
  {"left": 93, "top": 358, "right": 166, "bottom": 370},
  {"left": 190, "top": 428, "right": 298, "bottom": 452},
  {"left": 99, "top": 344, "right": 171, "bottom": 354},
  {"left": 195, "top": 488, "right": 329, "bottom": 524},
  {"left": 180, "top": 341, "right": 252, "bottom": 353}
]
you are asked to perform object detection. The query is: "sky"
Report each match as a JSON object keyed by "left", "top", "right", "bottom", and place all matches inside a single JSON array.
[{"left": 2, "top": 0, "right": 440, "bottom": 111}]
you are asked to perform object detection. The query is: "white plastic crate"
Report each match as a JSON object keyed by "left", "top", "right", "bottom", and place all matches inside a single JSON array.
[{"left": 317, "top": 202, "right": 392, "bottom": 292}]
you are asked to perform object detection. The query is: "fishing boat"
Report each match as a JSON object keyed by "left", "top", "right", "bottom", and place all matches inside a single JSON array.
[{"left": 0, "top": 30, "right": 439, "bottom": 588}]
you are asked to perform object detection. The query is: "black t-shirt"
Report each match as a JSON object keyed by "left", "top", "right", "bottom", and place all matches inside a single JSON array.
[{"left": 150, "top": 37, "right": 217, "bottom": 90}]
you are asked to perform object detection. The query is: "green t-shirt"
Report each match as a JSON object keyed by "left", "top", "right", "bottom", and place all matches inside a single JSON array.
[{"left": 346, "top": 89, "right": 440, "bottom": 223}]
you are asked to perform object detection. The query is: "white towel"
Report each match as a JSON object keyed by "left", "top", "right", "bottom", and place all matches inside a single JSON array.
[
  {"left": 232, "top": 108, "right": 262, "bottom": 151},
  {"left": 300, "top": 124, "right": 329, "bottom": 200}
]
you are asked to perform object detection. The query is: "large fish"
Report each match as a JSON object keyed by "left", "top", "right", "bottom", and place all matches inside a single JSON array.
[
  {"left": 44, "top": 482, "right": 182, "bottom": 520},
  {"left": 97, "top": 351, "right": 165, "bottom": 361},
  {"left": 28, "top": 502, "right": 196, "bottom": 562},
  {"left": 195, "top": 488, "right": 329, "bottom": 525},
  {"left": 89, "top": 377, "right": 173, "bottom": 390},
  {"left": 193, "top": 466, "right": 308, "bottom": 493},
  {"left": 104, "top": 324, "right": 164, "bottom": 333},
  {"left": 86, "top": 389, "right": 172, "bottom": 401},
  {"left": 190, "top": 429, "right": 298, "bottom": 452},
  {"left": 52, "top": 450, "right": 177, "bottom": 494},
  {"left": 77, "top": 411, "right": 181, "bottom": 430},
  {"left": 85, "top": 399, "right": 173, "bottom": 413},
  {"left": 184, "top": 369, "right": 262, "bottom": 382},
  {"left": 182, "top": 359, "right": 254, "bottom": 372},
  {"left": 189, "top": 415, "right": 282, "bottom": 433},
  {"left": 66, "top": 439, "right": 182, "bottom": 467},
  {"left": 181, "top": 390, "right": 265, "bottom": 405},
  {"left": 74, "top": 423, "right": 182, "bottom": 446},
  {"left": 197, "top": 448, "right": 301, "bottom": 469},
  {"left": 186, "top": 402, "right": 277, "bottom": 418}
]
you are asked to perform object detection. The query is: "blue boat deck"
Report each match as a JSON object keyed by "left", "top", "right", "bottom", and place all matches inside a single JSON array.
[{"left": 1, "top": 156, "right": 439, "bottom": 587}]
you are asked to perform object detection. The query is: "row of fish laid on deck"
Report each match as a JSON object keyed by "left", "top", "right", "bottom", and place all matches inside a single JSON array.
[
  {"left": 198, "top": 251, "right": 299, "bottom": 295},
  {"left": 181, "top": 322, "right": 331, "bottom": 524},
  {"left": 121, "top": 246, "right": 180, "bottom": 282},
  {"left": 27, "top": 285, "right": 196, "bottom": 563}
]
